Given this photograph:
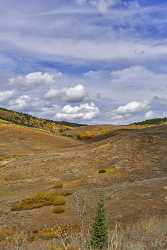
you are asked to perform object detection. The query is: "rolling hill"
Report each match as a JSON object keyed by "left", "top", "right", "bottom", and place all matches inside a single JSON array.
[
  {"left": 133, "top": 117, "right": 167, "bottom": 126},
  {"left": 1, "top": 109, "right": 167, "bottom": 249},
  {"left": 0, "top": 107, "right": 83, "bottom": 135}
]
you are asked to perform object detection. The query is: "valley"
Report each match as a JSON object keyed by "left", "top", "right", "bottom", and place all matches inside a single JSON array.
[{"left": 1, "top": 110, "right": 167, "bottom": 249}]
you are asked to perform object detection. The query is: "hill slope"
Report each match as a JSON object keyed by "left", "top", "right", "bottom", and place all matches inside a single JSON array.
[
  {"left": 1, "top": 111, "right": 167, "bottom": 247},
  {"left": 0, "top": 107, "right": 83, "bottom": 134},
  {"left": 133, "top": 117, "right": 167, "bottom": 126},
  {"left": 0, "top": 122, "right": 82, "bottom": 157}
]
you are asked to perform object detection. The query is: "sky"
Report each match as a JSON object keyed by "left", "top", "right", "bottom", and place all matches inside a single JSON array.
[{"left": 0, "top": 0, "right": 167, "bottom": 124}]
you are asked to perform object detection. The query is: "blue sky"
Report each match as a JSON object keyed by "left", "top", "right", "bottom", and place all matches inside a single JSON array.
[{"left": 0, "top": 0, "right": 167, "bottom": 124}]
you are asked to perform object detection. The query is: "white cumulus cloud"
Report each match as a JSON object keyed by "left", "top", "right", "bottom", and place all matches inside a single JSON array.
[
  {"left": 64, "top": 84, "right": 88, "bottom": 102},
  {"left": 45, "top": 84, "right": 88, "bottom": 102},
  {"left": 0, "top": 90, "right": 14, "bottom": 102},
  {"left": 91, "top": 0, "right": 121, "bottom": 12},
  {"left": 9, "top": 72, "right": 61, "bottom": 88},
  {"left": 144, "top": 110, "right": 156, "bottom": 119},
  {"left": 56, "top": 102, "right": 99, "bottom": 120},
  {"left": 116, "top": 101, "right": 150, "bottom": 115},
  {"left": 109, "top": 100, "right": 150, "bottom": 122},
  {"left": 76, "top": 0, "right": 122, "bottom": 12},
  {"left": 45, "top": 89, "right": 62, "bottom": 99},
  {"left": 9, "top": 95, "right": 32, "bottom": 111}
]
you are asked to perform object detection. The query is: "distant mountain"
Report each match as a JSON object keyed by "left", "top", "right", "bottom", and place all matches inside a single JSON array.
[
  {"left": 0, "top": 107, "right": 84, "bottom": 133},
  {"left": 133, "top": 117, "right": 167, "bottom": 126}
]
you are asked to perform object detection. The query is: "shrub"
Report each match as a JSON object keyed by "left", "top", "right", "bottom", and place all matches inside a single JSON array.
[
  {"left": 53, "top": 181, "right": 63, "bottom": 189},
  {"left": 0, "top": 228, "right": 11, "bottom": 241},
  {"left": 53, "top": 207, "right": 65, "bottom": 214},
  {"left": 98, "top": 167, "right": 128, "bottom": 178},
  {"left": 61, "top": 190, "right": 73, "bottom": 196},
  {"left": 12, "top": 192, "right": 66, "bottom": 211},
  {"left": 90, "top": 199, "right": 108, "bottom": 250},
  {"left": 98, "top": 169, "right": 106, "bottom": 174}
]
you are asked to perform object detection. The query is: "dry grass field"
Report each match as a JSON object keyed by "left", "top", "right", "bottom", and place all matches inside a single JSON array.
[{"left": 1, "top": 115, "right": 167, "bottom": 249}]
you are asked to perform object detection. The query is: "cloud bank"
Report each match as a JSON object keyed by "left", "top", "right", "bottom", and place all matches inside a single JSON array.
[{"left": 0, "top": 0, "right": 167, "bottom": 124}]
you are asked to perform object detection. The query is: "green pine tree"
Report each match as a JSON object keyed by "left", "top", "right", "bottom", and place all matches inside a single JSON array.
[{"left": 90, "top": 198, "right": 108, "bottom": 250}]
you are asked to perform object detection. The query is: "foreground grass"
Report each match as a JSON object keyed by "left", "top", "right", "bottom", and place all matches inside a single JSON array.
[{"left": 1, "top": 216, "right": 167, "bottom": 250}]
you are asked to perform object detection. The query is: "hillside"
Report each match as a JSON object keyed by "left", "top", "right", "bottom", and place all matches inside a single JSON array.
[
  {"left": 1, "top": 112, "right": 167, "bottom": 249},
  {"left": 133, "top": 117, "right": 167, "bottom": 126},
  {"left": 0, "top": 122, "right": 82, "bottom": 157},
  {"left": 0, "top": 107, "right": 83, "bottom": 134},
  {"left": 61, "top": 123, "right": 152, "bottom": 141}
]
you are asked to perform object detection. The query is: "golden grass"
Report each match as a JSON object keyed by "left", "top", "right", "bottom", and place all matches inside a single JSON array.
[
  {"left": 0, "top": 119, "right": 9, "bottom": 124},
  {"left": 76, "top": 127, "right": 112, "bottom": 140},
  {"left": 38, "top": 229, "right": 60, "bottom": 240},
  {"left": 12, "top": 191, "right": 66, "bottom": 211},
  {"left": 64, "top": 179, "right": 82, "bottom": 189},
  {"left": 38, "top": 225, "right": 69, "bottom": 240}
]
